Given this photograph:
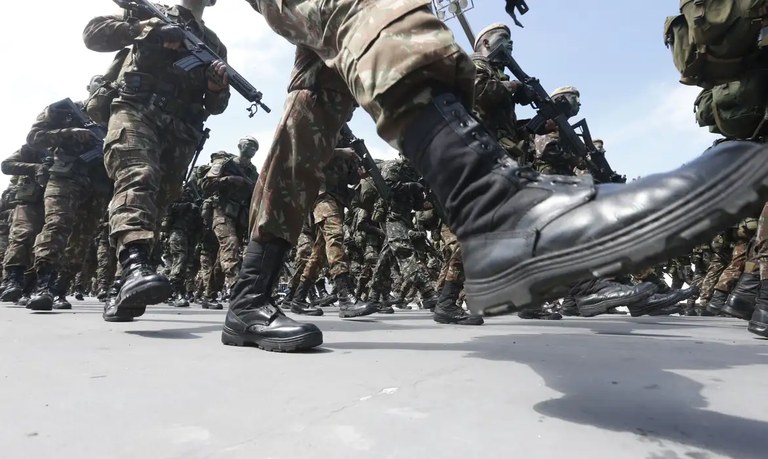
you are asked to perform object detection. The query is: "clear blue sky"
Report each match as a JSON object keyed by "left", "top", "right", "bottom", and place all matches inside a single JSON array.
[{"left": 2, "top": 1, "right": 716, "bottom": 190}]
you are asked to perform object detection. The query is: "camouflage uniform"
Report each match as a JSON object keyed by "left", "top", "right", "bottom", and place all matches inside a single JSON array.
[
  {"left": 0, "top": 186, "right": 17, "bottom": 274},
  {"left": 1, "top": 146, "right": 48, "bottom": 272},
  {"left": 288, "top": 223, "right": 316, "bottom": 292},
  {"left": 161, "top": 187, "right": 203, "bottom": 294},
  {"left": 200, "top": 152, "right": 257, "bottom": 290},
  {"left": 245, "top": 1, "right": 475, "bottom": 246},
  {"left": 368, "top": 158, "right": 437, "bottom": 307},
  {"left": 25, "top": 102, "right": 112, "bottom": 279},
  {"left": 471, "top": 53, "right": 531, "bottom": 164},
  {"left": 713, "top": 217, "right": 757, "bottom": 294},
  {"left": 534, "top": 132, "right": 584, "bottom": 176},
  {"left": 83, "top": 5, "right": 229, "bottom": 255},
  {"left": 437, "top": 224, "right": 464, "bottom": 291},
  {"left": 700, "top": 232, "right": 734, "bottom": 302},
  {"left": 350, "top": 176, "right": 386, "bottom": 298},
  {"left": 94, "top": 217, "right": 117, "bottom": 297},
  {"left": 299, "top": 147, "right": 360, "bottom": 284}
]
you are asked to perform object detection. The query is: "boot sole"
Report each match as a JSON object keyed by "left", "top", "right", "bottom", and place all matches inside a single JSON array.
[
  {"left": 720, "top": 304, "right": 753, "bottom": 320},
  {"left": 748, "top": 320, "right": 768, "bottom": 338},
  {"left": 433, "top": 313, "right": 484, "bottom": 325},
  {"left": 221, "top": 327, "right": 323, "bottom": 352},
  {"left": 339, "top": 304, "right": 379, "bottom": 318},
  {"left": 466, "top": 143, "right": 768, "bottom": 316},
  {"left": 578, "top": 292, "right": 652, "bottom": 318},
  {"left": 27, "top": 299, "right": 53, "bottom": 311},
  {"left": 114, "top": 280, "right": 172, "bottom": 319}
]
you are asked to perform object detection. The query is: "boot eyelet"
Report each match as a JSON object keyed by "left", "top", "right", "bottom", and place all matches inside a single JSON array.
[{"left": 459, "top": 121, "right": 468, "bottom": 128}]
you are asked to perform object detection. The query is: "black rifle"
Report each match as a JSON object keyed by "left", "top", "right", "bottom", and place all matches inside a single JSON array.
[
  {"left": 339, "top": 124, "right": 390, "bottom": 201},
  {"left": 505, "top": 0, "right": 529, "bottom": 27},
  {"left": 50, "top": 98, "right": 107, "bottom": 163},
  {"left": 487, "top": 44, "right": 623, "bottom": 182},
  {"left": 114, "top": 0, "right": 271, "bottom": 117},
  {"left": 223, "top": 156, "right": 257, "bottom": 188},
  {"left": 570, "top": 120, "right": 626, "bottom": 184},
  {"left": 185, "top": 127, "right": 210, "bottom": 183}
]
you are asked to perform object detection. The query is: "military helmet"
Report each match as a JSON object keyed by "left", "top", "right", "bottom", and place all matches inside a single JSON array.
[
  {"left": 551, "top": 86, "right": 580, "bottom": 98},
  {"left": 238, "top": 136, "right": 259, "bottom": 152},
  {"left": 474, "top": 23, "right": 511, "bottom": 51}
]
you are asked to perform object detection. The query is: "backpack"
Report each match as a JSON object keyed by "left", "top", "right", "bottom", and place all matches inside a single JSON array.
[
  {"left": 664, "top": 0, "right": 768, "bottom": 88},
  {"left": 694, "top": 69, "right": 768, "bottom": 138}
]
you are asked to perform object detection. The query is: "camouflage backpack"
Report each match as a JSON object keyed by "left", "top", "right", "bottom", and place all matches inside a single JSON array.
[
  {"left": 665, "top": 0, "right": 768, "bottom": 88},
  {"left": 694, "top": 68, "right": 768, "bottom": 138}
]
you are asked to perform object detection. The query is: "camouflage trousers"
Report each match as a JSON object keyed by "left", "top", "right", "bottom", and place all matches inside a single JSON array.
[
  {"left": 32, "top": 173, "right": 109, "bottom": 272},
  {"left": 301, "top": 196, "right": 348, "bottom": 282},
  {"left": 436, "top": 225, "right": 463, "bottom": 291},
  {"left": 0, "top": 231, "right": 9, "bottom": 274},
  {"left": 753, "top": 201, "right": 768, "bottom": 279},
  {"left": 289, "top": 231, "right": 315, "bottom": 290},
  {"left": 168, "top": 229, "right": 192, "bottom": 290},
  {"left": 700, "top": 248, "right": 732, "bottom": 301},
  {"left": 104, "top": 101, "right": 202, "bottom": 254},
  {"left": 249, "top": 3, "right": 474, "bottom": 244},
  {"left": 714, "top": 241, "right": 748, "bottom": 294},
  {"left": 196, "top": 231, "right": 222, "bottom": 299},
  {"left": 212, "top": 206, "right": 243, "bottom": 290},
  {"left": 4, "top": 202, "right": 44, "bottom": 269},
  {"left": 370, "top": 220, "right": 436, "bottom": 301},
  {"left": 95, "top": 224, "right": 117, "bottom": 293}
]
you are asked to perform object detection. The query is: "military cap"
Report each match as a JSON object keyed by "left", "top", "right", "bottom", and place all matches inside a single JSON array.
[
  {"left": 551, "top": 86, "right": 580, "bottom": 98},
  {"left": 474, "top": 23, "right": 511, "bottom": 50}
]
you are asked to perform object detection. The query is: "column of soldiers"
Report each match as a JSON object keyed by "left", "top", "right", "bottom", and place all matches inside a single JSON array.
[{"left": 2, "top": 0, "right": 768, "bottom": 354}]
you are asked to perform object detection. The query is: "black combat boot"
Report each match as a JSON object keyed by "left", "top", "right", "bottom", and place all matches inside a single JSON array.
[
  {"left": 172, "top": 291, "right": 190, "bottom": 308},
  {"left": 683, "top": 298, "right": 699, "bottom": 316},
  {"left": 108, "top": 244, "right": 171, "bottom": 321},
  {"left": 706, "top": 290, "right": 729, "bottom": 315},
  {"left": 434, "top": 281, "right": 484, "bottom": 325},
  {"left": 74, "top": 287, "right": 85, "bottom": 301},
  {"left": 201, "top": 295, "right": 223, "bottom": 310},
  {"left": 573, "top": 280, "right": 657, "bottom": 317},
  {"left": 27, "top": 267, "right": 57, "bottom": 311},
  {"left": 0, "top": 266, "right": 25, "bottom": 303},
  {"left": 16, "top": 295, "right": 30, "bottom": 307},
  {"left": 723, "top": 272, "right": 759, "bottom": 320},
  {"left": 628, "top": 287, "right": 697, "bottom": 317},
  {"left": 103, "top": 280, "right": 140, "bottom": 322},
  {"left": 222, "top": 240, "right": 323, "bottom": 352},
  {"left": 334, "top": 273, "right": 377, "bottom": 318},
  {"left": 560, "top": 297, "right": 580, "bottom": 316},
  {"left": 313, "top": 278, "right": 338, "bottom": 307},
  {"left": 402, "top": 93, "right": 768, "bottom": 316},
  {"left": 518, "top": 304, "right": 563, "bottom": 320},
  {"left": 748, "top": 280, "right": 768, "bottom": 338},
  {"left": 372, "top": 292, "right": 395, "bottom": 314},
  {"left": 278, "top": 285, "right": 295, "bottom": 308},
  {"left": 53, "top": 296, "right": 72, "bottom": 310},
  {"left": 290, "top": 279, "right": 324, "bottom": 316}
]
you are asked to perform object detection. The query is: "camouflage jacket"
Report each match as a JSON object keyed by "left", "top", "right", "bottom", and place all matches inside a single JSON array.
[
  {"left": 1, "top": 145, "right": 50, "bottom": 204},
  {"left": 378, "top": 158, "right": 424, "bottom": 225},
  {"left": 83, "top": 4, "right": 230, "bottom": 123},
  {"left": 534, "top": 131, "right": 584, "bottom": 176},
  {"left": 201, "top": 153, "right": 258, "bottom": 207},
  {"left": 319, "top": 147, "right": 360, "bottom": 209},
  {"left": 26, "top": 102, "right": 111, "bottom": 186}
]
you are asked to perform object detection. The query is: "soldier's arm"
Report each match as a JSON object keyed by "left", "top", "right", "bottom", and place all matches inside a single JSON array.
[
  {"left": 25, "top": 107, "right": 81, "bottom": 150},
  {"left": 203, "top": 43, "right": 231, "bottom": 115},
  {"left": 83, "top": 14, "right": 142, "bottom": 52},
  {"left": 1, "top": 146, "right": 42, "bottom": 177}
]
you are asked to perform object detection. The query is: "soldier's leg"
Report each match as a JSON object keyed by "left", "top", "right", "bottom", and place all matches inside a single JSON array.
[
  {"left": 212, "top": 209, "right": 241, "bottom": 292},
  {"left": 103, "top": 107, "right": 197, "bottom": 317}
]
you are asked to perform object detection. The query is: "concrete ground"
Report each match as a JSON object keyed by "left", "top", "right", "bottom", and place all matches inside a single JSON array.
[{"left": 0, "top": 299, "right": 766, "bottom": 459}]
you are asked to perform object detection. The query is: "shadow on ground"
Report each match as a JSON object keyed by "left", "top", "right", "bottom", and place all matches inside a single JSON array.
[{"left": 328, "top": 319, "right": 768, "bottom": 459}]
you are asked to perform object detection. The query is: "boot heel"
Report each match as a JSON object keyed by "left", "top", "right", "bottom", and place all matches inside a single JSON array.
[{"left": 221, "top": 327, "right": 245, "bottom": 346}]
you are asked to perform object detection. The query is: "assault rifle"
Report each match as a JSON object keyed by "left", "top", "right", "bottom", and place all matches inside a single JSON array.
[
  {"left": 487, "top": 43, "right": 625, "bottom": 183},
  {"left": 571, "top": 120, "right": 626, "bottom": 184},
  {"left": 339, "top": 124, "right": 390, "bottom": 201},
  {"left": 185, "top": 127, "right": 210, "bottom": 183},
  {"left": 114, "top": 0, "right": 271, "bottom": 116},
  {"left": 505, "top": 0, "right": 529, "bottom": 27},
  {"left": 50, "top": 98, "right": 107, "bottom": 163}
]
